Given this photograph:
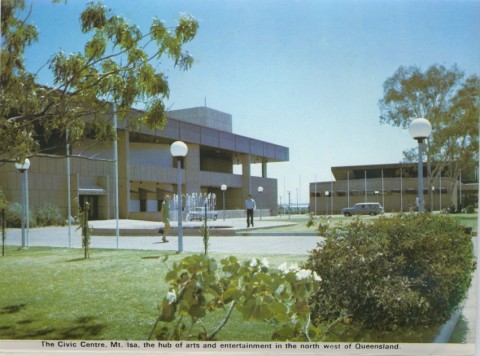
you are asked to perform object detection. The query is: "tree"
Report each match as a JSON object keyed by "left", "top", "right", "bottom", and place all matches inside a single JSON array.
[
  {"left": 378, "top": 65, "right": 479, "bottom": 209},
  {"left": 1, "top": 0, "right": 199, "bottom": 162}
]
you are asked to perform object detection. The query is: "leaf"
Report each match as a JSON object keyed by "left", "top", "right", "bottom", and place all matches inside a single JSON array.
[
  {"left": 223, "top": 287, "right": 242, "bottom": 302},
  {"left": 294, "top": 301, "right": 310, "bottom": 314},
  {"left": 268, "top": 302, "right": 287, "bottom": 316}
]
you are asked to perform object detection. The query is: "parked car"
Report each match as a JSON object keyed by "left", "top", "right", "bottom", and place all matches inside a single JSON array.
[
  {"left": 341, "top": 203, "right": 384, "bottom": 216},
  {"left": 186, "top": 207, "right": 218, "bottom": 221}
]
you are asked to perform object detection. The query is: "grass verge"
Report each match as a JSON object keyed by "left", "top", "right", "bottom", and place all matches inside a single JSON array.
[{"left": 0, "top": 247, "right": 306, "bottom": 341}]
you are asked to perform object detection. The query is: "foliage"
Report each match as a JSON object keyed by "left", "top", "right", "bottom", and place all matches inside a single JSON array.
[
  {"left": 305, "top": 214, "right": 475, "bottom": 338},
  {"left": 465, "top": 206, "right": 475, "bottom": 214},
  {"left": 0, "top": 188, "right": 7, "bottom": 210},
  {"left": 35, "top": 204, "right": 65, "bottom": 226},
  {"left": 200, "top": 220, "right": 209, "bottom": 255},
  {"left": 149, "top": 254, "right": 321, "bottom": 341},
  {"left": 1, "top": 188, "right": 7, "bottom": 256},
  {"left": 4, "top": 202, "right": 36, "bottom": 228},
  {"left": 378, "top": 65, "right": 479, "bottom": 208},
  {"left": 1, "top": 0, "right": 199, "bottom": 161},
  {"left": 4, "top": 202, "right": 68, "bottom": 228},
  {"left": 77, "top": 202, "right": 92, "bottom": 259}
]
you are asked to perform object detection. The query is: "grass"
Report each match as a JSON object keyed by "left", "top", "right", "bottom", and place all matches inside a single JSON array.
[
  {"left": 274, "top": 212, "right": 478, "bottom": 233},
  {"left": 451, "top": 213, "right": 478, "bottom": 231},
  {"left": 0, "top": 247, "right": 306, "bottom": 341}
]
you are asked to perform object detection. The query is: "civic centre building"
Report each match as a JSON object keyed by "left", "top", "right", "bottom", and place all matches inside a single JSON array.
[
  {"left": 0, "top": 106, "right": 289, "bottom": 221},
  {"left": 310, "top": 163, "right": 478, "bottom": 215}
]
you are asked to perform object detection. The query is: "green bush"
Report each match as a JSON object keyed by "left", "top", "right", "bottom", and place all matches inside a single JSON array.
[
  {"left": 305, "top": 214, "right": 475, "bottom": 337},
  {"left": 35, "top": 204, "right": 65, "bottom": 227},
  {"left": 5, "top": 203, "right": 22, "bottom": 227},
  {"left": 465, "top": 206, "right": 475, "bottom": 214},
  {"left": 5, "top": 203, "right": 65, "bottom": 227}
]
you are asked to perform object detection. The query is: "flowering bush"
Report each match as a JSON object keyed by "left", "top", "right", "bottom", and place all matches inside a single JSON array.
[
  {"left": 306, "top": 213, "right": 475, "bottom": 338},
  {"left": 149, "top": 254, "right": 321, "bottom": 341}
]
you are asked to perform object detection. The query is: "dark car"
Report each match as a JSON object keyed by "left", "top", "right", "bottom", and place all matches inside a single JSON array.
[{"left": 341, "top": 203, "right": 384, "bottom": 216}]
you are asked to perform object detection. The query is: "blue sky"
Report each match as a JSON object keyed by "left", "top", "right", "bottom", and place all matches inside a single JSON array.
[{"left": 23, "top": 0, "right": 480, "bottom": 203}]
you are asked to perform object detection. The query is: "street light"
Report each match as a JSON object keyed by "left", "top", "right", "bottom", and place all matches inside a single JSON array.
[
  {"left": 15, "top": 158, "right": 30, "bottom": 248},
  {"left": 170, "top": 141, "right": 188, "bottom": 253},
  {"left": 287, "top": 190, "right": 291, "bottom": 219},
  {"left": 257, "top": 186, "right": 263, "bottom": 220},
  {"left": 325, "top": 191, "right": 329, "bottom": 216},
  {"left": 408, "top": 118, "right": 432, "bottom": 213},
  {"left": 221, "top": 184, "right": 227, "bottom": 221}
]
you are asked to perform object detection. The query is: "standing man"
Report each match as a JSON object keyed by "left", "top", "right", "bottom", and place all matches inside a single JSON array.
[
  {"left": 245, "top": 194, "right": 256, "bottom": 228},
  {"left": 160, "top": 195, "right": 171, "bottom": 242}
]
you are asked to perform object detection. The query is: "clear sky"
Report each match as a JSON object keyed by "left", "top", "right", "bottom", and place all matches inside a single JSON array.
[{"left": 23, "top": 0, "right": 480, "bottom": 204}]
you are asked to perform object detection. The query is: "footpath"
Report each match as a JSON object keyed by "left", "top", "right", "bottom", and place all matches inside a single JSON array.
[{"left": 3, "top": 217, "right": 320, "bottom": 255}]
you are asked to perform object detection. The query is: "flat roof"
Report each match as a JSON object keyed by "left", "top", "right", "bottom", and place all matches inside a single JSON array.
[{"left": 124, "top": 107, "right": 289, "bottom": 163}]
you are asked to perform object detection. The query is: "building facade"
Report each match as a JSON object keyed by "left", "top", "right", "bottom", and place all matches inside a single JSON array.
[
  {"left": 310, "top": 163, "right": 478, "bottom": 215},
  {"left": 0, "top": 107, "right": 289, "bottom": 221}
]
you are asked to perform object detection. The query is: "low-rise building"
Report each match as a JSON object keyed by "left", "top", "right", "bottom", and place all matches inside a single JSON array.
[
  {"left": 310, "top": 163, "right": 477, "bottom": 214},
  {"left": 0, "top": 106, "right": 289, "bottom": 221}
]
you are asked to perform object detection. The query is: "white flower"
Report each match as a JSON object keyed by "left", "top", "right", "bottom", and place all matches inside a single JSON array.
[
  {"left": 313, "top": 271, "right": 322, "bottom": 282},
  {"left": 166, "top": 291, "right": 177, "bottom": 304},
  {"left": 289, "top": 263, "right": 300, "bottom": 273},
  {"left": 295, "top": 269, "right": 313, "bottom": 280},
  {"left": 261, "top": 258, "right": 269, "bottom": 269},
  {"left": 250, "top": 258, "right": 258, "bottom": 267},
  {"left": 278, "top": 262, "right": 289, "bottom": 273},
  {"left": 278, "top": 262, "right": 301, "bottom": 274}
]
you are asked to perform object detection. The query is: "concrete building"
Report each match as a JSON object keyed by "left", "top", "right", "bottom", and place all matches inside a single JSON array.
[
  {"left": 0, "top": 106, "right": 289, "bottom": 221},
  {"left": 310, "top": 163, "right": 478, "bottom": 215}
]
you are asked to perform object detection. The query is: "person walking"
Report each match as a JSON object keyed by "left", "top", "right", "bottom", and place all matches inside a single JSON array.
[
  {"left": 245, "top": 194, "right": 256, "bottom": 228},
  {"left": 160, "top": 195, "right": 171, "bottom": 242}
]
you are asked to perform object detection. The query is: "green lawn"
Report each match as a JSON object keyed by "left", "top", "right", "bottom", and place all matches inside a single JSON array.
[
  {"left": 273, "top": 212, "right": 478, "bottom": 233},
  {"left": 0, "top": 247, "right": 306, "bottom": 341}
]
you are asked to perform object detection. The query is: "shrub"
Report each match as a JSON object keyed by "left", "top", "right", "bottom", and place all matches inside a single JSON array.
[
  {"left": 35, "top": 204, "right": 65, "bottom": 227},
  {"left": 305, "top": 214, "right": 475, "bottom": 337},
  {"left": 465, "top": 206, "right": 475, "bottom": 214},
  {"left": 5, "top": 202, "right": 37, "bottom": 228},
  {"left": 149, "top": 255, "right": 321, "bottom": 341},
  {"left": 5, "top": 203, "right": 22, "bottom": 227}
]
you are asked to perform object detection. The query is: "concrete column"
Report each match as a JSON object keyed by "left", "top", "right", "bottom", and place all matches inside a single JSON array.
[
  {"left": 241, "top": 154, "right": 251, "bottom": 196},
  {"left": 262, "top": 161, "right": 267, "bottom": 178},
  {"left": 117, "top": 129, "right": 130, "bottom": 219},
  {"left": 185, "top": 143, "right": 201, "bottom": 194}
]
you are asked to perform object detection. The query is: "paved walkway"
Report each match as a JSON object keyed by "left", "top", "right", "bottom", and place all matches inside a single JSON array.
[{"left": 3, "top": 217, "right": 321, "bottom": 255}]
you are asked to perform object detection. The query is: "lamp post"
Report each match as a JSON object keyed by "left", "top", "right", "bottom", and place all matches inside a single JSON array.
[
  {"left": 66, "top": 128, "right": 72, "bottom": 248},
  {"left": 325, "top": 191, "right": 329, "bottom": 216},
  {"left": 257, "top": 186, "right": 263, "bottom": 220},
  {"left": 408, "top": 118, "right": 432, "bottom": 213},
  {"left": 287, "top": 190, "right": 291, "bottom": 219},
  {"left": 170, "top": 141, "right": 188, "bottom": 253},
  {"left": 15, "top": 158, "right": 30, "bottom": 248},
  {"left": 221, "top": 184, "right": 227, "bottom": 221}
]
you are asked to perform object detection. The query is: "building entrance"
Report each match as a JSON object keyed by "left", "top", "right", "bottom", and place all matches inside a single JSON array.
[{"left": 79, "top": 195, "right": 99, "bottom": 220}]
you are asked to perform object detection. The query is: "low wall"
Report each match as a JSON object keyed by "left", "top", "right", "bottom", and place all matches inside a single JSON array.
[{"left": 128, "top": 209, "right": 272, "bottom": 222}]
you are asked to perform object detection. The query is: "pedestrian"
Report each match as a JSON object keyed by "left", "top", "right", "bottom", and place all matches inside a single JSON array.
[
  {"left": 245, "top": 194, "right": 256, "bottom": 228},
  {"left": 160, "top": 195, "right": 171, "bottom": 242}
]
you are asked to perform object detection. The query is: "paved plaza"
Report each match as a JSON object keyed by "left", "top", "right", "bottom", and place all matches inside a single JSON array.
[{"left": 3, "top": 217, "right": 322, "bottom": 255}]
